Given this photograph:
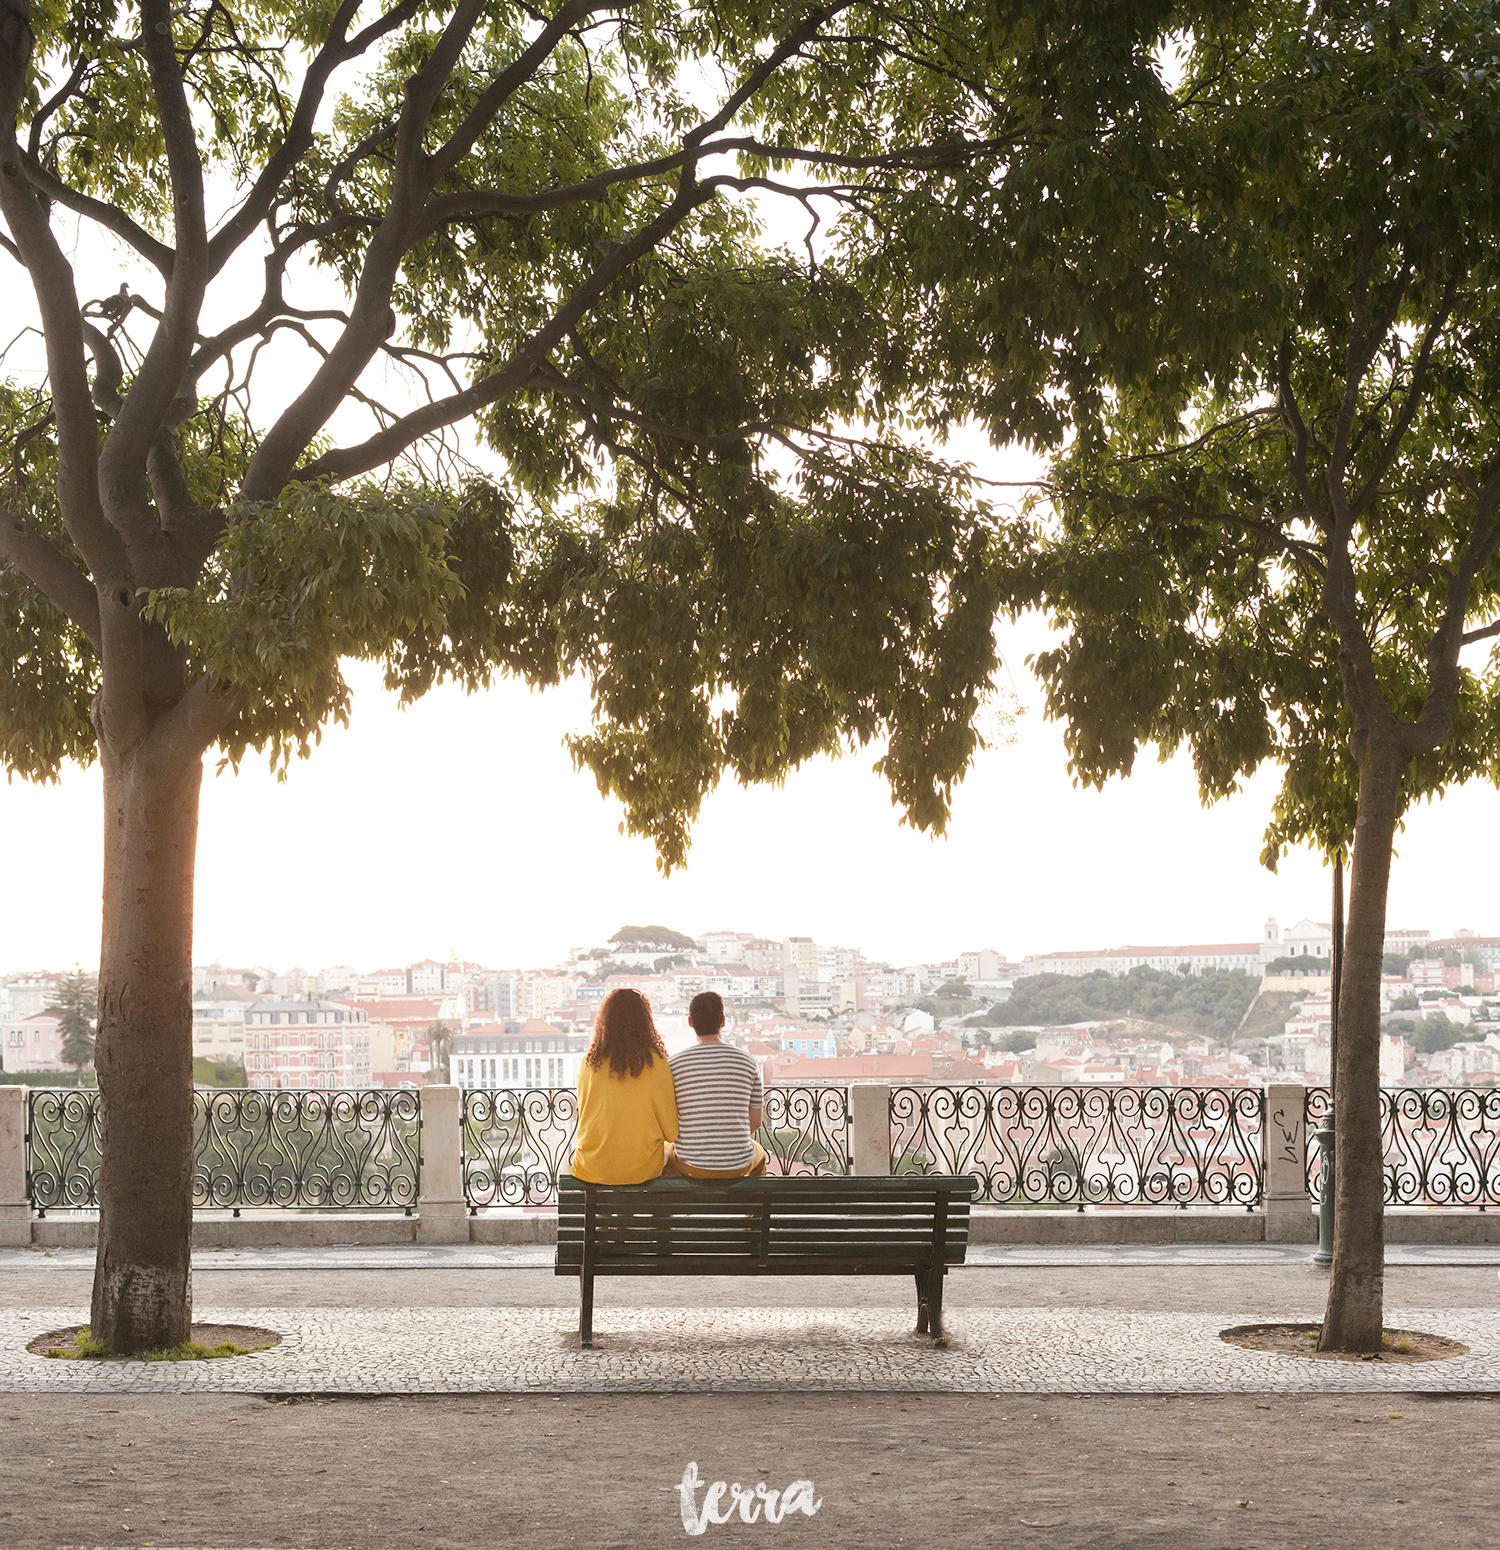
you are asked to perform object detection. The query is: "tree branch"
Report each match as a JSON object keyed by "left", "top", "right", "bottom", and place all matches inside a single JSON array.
[
  {"left": 1275, "top": 336, "right": 1322, "bottom": 524},
  {"left": 425, "top": 0, "right": 620, "bottom": 185},
  {"left": 1347, "top": 279, "right": 1457, "bottom": 520},
  {"left": 103, "top": 0, "right": 210, "bottom": 483},
  {"left": 18, "top": 152, "right": 175, "bottom": 275},
  {"left": 0, "top": 501, "right": 102, "bottom": 650},
  {"left": 149, "top": 672, "right": 249, "bottom": 768},
  {"left": 0, "top": 130, "right": 123, "bottom": 584},
  {"left": 298, "top": 177, "right": 716, "bottom": 485},
  {"left": 207, "top": 0, "right": 429, "bottom": 275}
]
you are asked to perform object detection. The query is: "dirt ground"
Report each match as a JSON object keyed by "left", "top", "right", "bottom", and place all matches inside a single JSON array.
[
  {"left": 1, "top": 1263, "right": 1494, "bottom": 1314},
  {"left": 0, "top": 1390, "right": 1497, "bottom": 1549}
]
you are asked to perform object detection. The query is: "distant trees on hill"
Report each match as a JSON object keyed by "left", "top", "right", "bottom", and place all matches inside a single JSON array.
[
  {"left": 968, "top": 967, "right": 1260, "bottom": 1039},
  {"left": 609, "top": 926, "right": 699, "bottom": 954}
]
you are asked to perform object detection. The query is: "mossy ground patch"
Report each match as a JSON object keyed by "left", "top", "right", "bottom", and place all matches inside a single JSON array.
[
  {"left": 26, "top": 1323, "right": 281, "bottom": 1362},
  {"left": 1220, "top": 1322, "right": 1467, "bottom": 1363}
]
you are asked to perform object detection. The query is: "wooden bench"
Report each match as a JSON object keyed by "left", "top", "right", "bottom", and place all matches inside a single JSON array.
[{"left": 555, "top": 1173, "right": 976, "bottom": 1347}]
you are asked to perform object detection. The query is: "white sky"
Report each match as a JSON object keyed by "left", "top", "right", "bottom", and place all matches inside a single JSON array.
[
  {"left": 3, "top": 41, "right": 1497, "bottom": 976},
  {"left": 5, "top": 617, "right": 1496, "bottom": 974}
]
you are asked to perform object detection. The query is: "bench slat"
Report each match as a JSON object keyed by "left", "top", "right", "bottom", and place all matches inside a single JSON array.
[{"left": 557, "top": 1255, "right": 966, "bottom": 1276}]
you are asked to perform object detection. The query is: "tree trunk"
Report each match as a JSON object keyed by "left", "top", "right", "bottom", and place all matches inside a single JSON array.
[
  {"left": 1318, "top": 736, "right": 1406, "bottom": 1353},
  {"left": 90, "top": 739, "right": 202, "bottom": 1352}
]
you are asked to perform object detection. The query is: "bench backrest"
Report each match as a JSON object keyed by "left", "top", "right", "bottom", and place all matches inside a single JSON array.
[{"left": 556, "top": 1174, "right": 976, "bottom": 1273}]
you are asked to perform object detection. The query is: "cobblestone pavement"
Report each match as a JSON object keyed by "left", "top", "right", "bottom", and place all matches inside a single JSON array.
[{"left": 3, "top": 1303, "right": 1500, "bottom": 1395}]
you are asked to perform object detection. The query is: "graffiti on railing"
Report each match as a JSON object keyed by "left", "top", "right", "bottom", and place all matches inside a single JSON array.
[
  {"left": 1305, "top": 1085, "right": 1500, "bottom": 1207},
  {"left": 26, "top": 1086, "right": 419, "bottom": 1213},
  {"left": 889, "top": 1084, "right": 1264, "bottom": 1209}
]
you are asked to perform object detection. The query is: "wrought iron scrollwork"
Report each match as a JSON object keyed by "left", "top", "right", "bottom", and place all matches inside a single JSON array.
[
  {"left": 1306, "top": 1085, "right": 1500, "bottom": 1207},
  {"left": 26, "top": 1086, "right": 419, "bottom": 1213},
  {"left": 461, "top": 1087, "right": 580, "bottom": 1207},
  {"left": 459, "top": 1083, "right": 852, "bottom": 1207},
  {"left": 890, "top": 1084, "right": 1264, "bottom": 1208},
  {"left": 26, "top": 1088, "right": 102, "bottom": 1214},
  {"left": 757, "top": 1085, "right": 850, "bottom": 1176},
  {"left": 193, "top": 1088, "right": 420, "bottom": 1210}
]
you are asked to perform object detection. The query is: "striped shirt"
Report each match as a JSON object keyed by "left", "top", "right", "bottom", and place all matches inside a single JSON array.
[{"left": 668, "top": 1041, "right": 764, "bottom": 1170}]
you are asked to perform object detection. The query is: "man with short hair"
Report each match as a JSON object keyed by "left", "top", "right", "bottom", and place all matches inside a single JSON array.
[{"left": 663, "top": 991, "right": 767, "bottom": 1177}]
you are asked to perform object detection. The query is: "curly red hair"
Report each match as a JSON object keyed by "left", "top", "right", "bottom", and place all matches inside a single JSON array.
[{"left": 586, "top": 988, "right": 668, "bottom": 1078}]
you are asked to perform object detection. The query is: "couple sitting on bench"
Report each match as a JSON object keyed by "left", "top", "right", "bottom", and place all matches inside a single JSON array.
[{"left": 571, "top": 988, "right": 766, "bottom": 1184}]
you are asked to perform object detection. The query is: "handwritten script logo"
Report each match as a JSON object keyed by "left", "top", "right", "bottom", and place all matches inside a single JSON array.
[{"left": 676, "top": 1462, "right": 823, "bottom": 1534}]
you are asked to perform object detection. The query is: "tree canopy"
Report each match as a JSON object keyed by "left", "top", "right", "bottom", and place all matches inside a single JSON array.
[
  {"left": 0, "top": 0, "right": 1177, "bottom": 870},
  {"left": 1020, "top": 0, "right": 1500, "bottom": 858},
  {"left": 609, "top": 925, "right": 698, "bottom": 953},
  {"left": 967, "top": 965, "right": 1258, "bottom": 1038}
]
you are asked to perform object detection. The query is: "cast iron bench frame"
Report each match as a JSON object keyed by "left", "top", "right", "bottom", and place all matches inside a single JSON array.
[{"left": 555, "top": 1173, "right": 976, "bottom": 1348}]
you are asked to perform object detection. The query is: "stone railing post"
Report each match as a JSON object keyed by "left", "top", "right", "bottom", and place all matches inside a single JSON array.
[
  {"left": 849, "top": 1082, "right": 891, "bottom": 1176},
  {"left": 1261, "top": 1082, "right": 1311, "bottom": 1242},
  {"left": 0, "top": 1087, "right": 30, "bottom": 1247},
  {"left": 417, "top": 1085, "right": 468, "bottom": 1244}
]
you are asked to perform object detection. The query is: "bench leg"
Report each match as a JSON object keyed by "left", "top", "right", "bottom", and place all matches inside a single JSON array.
[
  {"left": 580, "top": 1270, "right": 595, "bottom": 1349},
  {"left": 927, "top": 1263, "right": 945, "bottom": 1343},
  {"left": 914, "top": 1270, "right": 929, "bottom": 1335}
]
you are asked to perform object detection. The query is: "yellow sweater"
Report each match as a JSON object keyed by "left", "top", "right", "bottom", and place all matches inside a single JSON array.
[{"left": 571, "top": 1055, "right": 679, "bottom": 1184}]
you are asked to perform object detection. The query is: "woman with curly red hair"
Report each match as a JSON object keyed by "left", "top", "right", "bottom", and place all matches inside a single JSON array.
[{"left": 570, "top": 987, "right": 679, "bottom": 1183}]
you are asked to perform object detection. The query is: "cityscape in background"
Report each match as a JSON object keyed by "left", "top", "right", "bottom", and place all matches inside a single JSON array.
[{"left": 3, "top": 915, "right": 1497, "bottom": 1093}]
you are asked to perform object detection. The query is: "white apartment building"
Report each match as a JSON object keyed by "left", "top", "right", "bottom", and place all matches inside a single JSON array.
[
  {"left": 743, "top": 938, "right": 783, "bottom": 974},
  {"left": 452, "top": 1019, "right": 586, "bottom": 1089},
  {"left": 0, "top": 976, "right": 60, "bottom": 1020},
  {"left": 192, "top": 999, "right": 248, "bottom": 1063},
  {"left": 697, "top": 931, "right": 755, "bottom": 961},
  {"left": 242, "top": 1000, "right": 372, "bottom": 1089},
  {"left": 1025, "top": 941, "right": 1264, "bottom": 978},
  {"left": 958, "top": 950, "right": 1004, "bottom": 982}
]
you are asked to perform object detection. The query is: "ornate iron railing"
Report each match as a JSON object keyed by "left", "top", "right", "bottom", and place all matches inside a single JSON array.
[
  {"left": 459, "top": 1083, "right": 852, "bottom": 1208},
  {"left": 461, "top": 1087, "right": 580, "bottom": 1208},
  {"left": 758, "top": 1085, "right": 850, "bottom": 1176},
  {"left": 25, "top": 1088, "right": 101, "bottom": 1213},
  {"left": 1305, "top": 1085, "right": 1500, "bottom": 1207},
  {"left": 25, "top": 1087, "right": 420, "bottom": 1214},
  {"left": 889, "top": 1084, "right": 1265, "bottom": 1209}
]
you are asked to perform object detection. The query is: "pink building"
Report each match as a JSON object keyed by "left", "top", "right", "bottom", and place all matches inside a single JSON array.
[
  {"left": 243, "top": 999, "right": 372, "bottom": 1089},
  {"left": 2, "top": 1011, "right": 66, "bottom": 1073}
]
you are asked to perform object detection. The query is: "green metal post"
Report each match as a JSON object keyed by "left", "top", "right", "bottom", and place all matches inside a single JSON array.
[{"left": 1313, "top": 857, "right": 1344, "bottom": 1267}]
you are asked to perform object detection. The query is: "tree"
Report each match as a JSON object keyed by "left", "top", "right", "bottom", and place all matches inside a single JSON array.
[
  {"left": 933, "top": 978, "right": 972, "bottom": 998},
  {"left": 992, "top": 2, "right": 1500, "bottom": 1350},
  {"left": 47, "top": 971, "right": 97, "bottom": 1069},
  {"left": 609, "top": 926, "right": 697, "bottom": 955},
  {"left": 0, "top": 1, "right": 1168, "bottom": 1348},
  {"left": 427, "top": 1019, "right": 455, "bottom": 1082}
]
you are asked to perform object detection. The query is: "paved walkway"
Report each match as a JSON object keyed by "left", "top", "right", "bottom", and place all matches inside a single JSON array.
[
  {"left": 3, "top": 1245, "right": 1496, "bottom": 1398},
  {"left": 4, "top": 1302, "right": 1498, "bottom": 1396}
]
